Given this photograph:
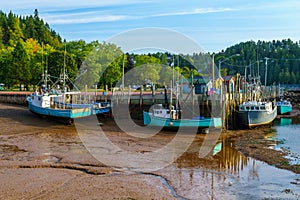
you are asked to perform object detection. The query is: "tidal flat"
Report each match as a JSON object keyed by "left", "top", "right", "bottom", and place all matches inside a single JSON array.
[{"left": 0, "top": 103, "right": 299, "bottom": 199}]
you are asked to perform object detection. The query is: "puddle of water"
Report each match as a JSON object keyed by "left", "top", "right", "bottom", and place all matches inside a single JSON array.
[
  {"left": 273, "top": 118, "right": 300, "bottom": 165},
  {"left": 171, "top": 139, "right": 300, "bottom": 199}
]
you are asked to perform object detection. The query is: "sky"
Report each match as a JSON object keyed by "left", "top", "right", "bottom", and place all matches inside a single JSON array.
[{"left": 1, "top": 0, "right": 300, "bottom": 53}]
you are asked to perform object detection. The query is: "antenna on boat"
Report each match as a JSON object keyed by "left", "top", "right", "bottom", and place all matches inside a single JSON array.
[
  {"left": 63, "top": 44, "right": 66, "bottom": 92},
  {"left": 39, "top": 42, "right": 49, "bottom": 91},
  {"left": 169, "top": 79, "right": 173, "bottom": 119},
  {"left": 41, "top": 43, "right": 45, "bottom": 88}
]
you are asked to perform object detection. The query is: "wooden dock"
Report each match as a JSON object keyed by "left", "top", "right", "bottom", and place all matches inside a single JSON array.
[{"left": 0, "top": 84, "right": 287, "bottom": 130}]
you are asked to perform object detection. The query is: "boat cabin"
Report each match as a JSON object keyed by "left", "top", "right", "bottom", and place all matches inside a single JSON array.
[
  {"left": 276, "top": 100, "right": 292, "bottom": 107},
  {"left": 151, "top": 104, "right": 180, "bottom": 119},
  {"left": 30, "top": 92, "right": 51, "bottom": 108},
  {"left": 239, "top": 101, "right": 273, "bottom": 112}
]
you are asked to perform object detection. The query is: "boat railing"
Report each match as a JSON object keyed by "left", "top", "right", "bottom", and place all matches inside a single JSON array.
[
  {"left": 51, "top": 101, "right": 92, "bottom": 109},
  {"left": 239, "top": 104, "right": 266, "bottom": 111}
]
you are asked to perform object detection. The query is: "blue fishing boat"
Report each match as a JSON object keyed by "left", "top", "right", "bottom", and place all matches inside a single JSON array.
[
  {"left": 93, "top": 102, "right": 111, "bottom": 115},
  {"left": 236, "top": 101, "right": 277, "bottom": 127},
  {"left": 27, "top": 90, "right": 110, "bottom": 123},
  {"left": 27, "top": 46, "right": 110, "bottom": 123},
  {"left": 276, "top": 100, "right": 292, "bottom": 114},
  {"left": 143, "top": 104, "right": 222, "bottom": 128},
  {"left": 27, "top": 91, "right": 93, "bottom": 121}
]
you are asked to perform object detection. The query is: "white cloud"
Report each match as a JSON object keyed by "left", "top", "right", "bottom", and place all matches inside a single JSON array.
[
  {"left": 40, "top": 7, "right": 236, "bottom": 25},
  {"left": 42, "top": 10, "right": 135, "bottom": 24},
  {"left": 153, "top": 7, "right": 237, "bottom": 17},
  {"left": 46, "top": 15, "right": 130, "bottom": 24}
]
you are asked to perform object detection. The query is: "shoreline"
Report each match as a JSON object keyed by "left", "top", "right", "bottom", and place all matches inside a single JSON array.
[
  {"left": 0, "top": 103, "right": 300, "bottom": 199},
  {"left": 2, "top": 102, "right": 300, "bottom": 175}
]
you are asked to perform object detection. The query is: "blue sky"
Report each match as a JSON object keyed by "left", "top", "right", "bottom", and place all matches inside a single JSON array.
[{"left": 1, "top": 0, "right": 300, "bottom": 52}]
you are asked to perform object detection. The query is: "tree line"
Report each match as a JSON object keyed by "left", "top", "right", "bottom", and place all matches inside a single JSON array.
[
  {"left": 0, "top": 10, "right": 299, "bottom": 91},
  {"left": 214, "top": 39, "right": 300, "bottom": 85}
]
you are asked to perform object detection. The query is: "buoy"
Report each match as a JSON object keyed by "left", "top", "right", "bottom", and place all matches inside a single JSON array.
[{"left": 169, "top": 121, "right": 173, "bottom": 126}]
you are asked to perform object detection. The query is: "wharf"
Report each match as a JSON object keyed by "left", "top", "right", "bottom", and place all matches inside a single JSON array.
[{"left": 0, "top": 85, "right": 286, "bottom": 130}]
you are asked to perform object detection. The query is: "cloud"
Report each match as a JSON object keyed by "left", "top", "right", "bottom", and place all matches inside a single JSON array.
[
  {"left": 153, "top": 7, "right": 237, "bottom": 17},
  {"left": 42, "top": 11, "right": 134, "bottom": 24},
  {"left": 41, "top": 7, "right": 236, "bottom": 25}
]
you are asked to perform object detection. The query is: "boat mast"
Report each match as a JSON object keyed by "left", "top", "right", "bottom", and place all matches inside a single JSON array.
[
  {"left": 42, "top": 43, "right": 49, "bottom": 91},
  {"left": 169, "top": 79, "right": 173, "bottom": 119},
  {"left": 169, "top": 56, "right": 174, "bottom": 119},
  {"left": 63, "top": 44, "right": 66, "bottom": 92}
]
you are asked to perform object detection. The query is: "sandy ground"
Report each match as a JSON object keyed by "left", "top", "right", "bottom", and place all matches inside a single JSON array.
[{"left": 0, "top": 103, "right": 299, "bottom": 199}]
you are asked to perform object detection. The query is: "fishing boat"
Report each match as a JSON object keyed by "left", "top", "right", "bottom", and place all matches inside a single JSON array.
[
  {"left": 93, "top": 101, "right": 111, "bottom": 115},
  {"left": 276, "top": 99, "right": 292, "bottom": 114},
  {"left": 27, "top": 47, "right": 110, "bottom": 123},
  {"left": 236, "top": 101, "right": 277, "bottom": 127},
  {"left": 143, "top": 104, "right": 222, "bottom": 128},
  {"left": 27, "top": 90, "right": 92, "bottom": 121},
  {"left": 27, "top": 87, "right": 111, "bottom": 123},
  {"left": 143, "top": 62, "right": 221, "bottom": 130}
]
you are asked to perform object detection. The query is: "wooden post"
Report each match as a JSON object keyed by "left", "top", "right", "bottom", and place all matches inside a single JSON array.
[
  {"left": 128, "top": 86, "right": 131, "bottom": 104},
  {"left": 84, "top": 85, "right": 87, "bottom": 104},
  {"left": 95, "top": 84, "right": 97, "bottom": 102},
  {"left": 139, "top": 85, "right": 143, "bottom": 108},
  {"left": 105, "top": 85, "right": 108, "bottom": 102},
  {"left": 192, "top": 86, "right": 195, "bottom": 115},
  {"left": 212, "top": 54, "right": 215, "bottom": 107}
]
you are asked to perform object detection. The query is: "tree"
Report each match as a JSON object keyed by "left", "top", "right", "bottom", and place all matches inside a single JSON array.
[
  {"left": 100, "top": 56, "right": 122, "bottom": 89},
  {"left": 47, "top": 50, "right": 78, "bottom": 83},
  {"left": 24, "top": 16, "right": 36, "bottom": 39},
  {"left": 0, "top": 48, "right": 13, "bottom": 88},
  {"left": 75, "top": 42, "right": 122, "bottom": 90},
  {"left": 132, "top": 63, "right": 162, "bottom": 85},
  {"left": 284, "top": 68, "right": 291, "bottom": 84},
  {"left": 8, "top": 16, "right": 24, "bottom": 46},
  {"left": 10, "top": 40, "right": 31, "bottom": 89}
]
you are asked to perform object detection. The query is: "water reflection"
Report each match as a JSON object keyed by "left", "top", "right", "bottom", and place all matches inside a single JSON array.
[
  {"left": 274, "top": 117, "right": 293, "bottom": 126},
  {"left": 217, "top": 140, "right": 249, "bottom": 175},
  {"left": 273, "top": 117, "right": 300, "bottom": 165},
  {"left": 171, "top": 137, "right": 300, "bottom": 199},
  {"left": 176, "top": 139, "right": 251, "bottom": 174}
]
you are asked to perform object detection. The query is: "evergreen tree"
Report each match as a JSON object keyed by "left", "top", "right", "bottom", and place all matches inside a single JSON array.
[{"left": 11, "top": 40, "right": 31, "bottom": 89}]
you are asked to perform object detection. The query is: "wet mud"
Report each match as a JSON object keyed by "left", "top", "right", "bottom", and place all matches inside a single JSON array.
[{"left": 0, "top": 103, "right": 299, "bottom": 199}]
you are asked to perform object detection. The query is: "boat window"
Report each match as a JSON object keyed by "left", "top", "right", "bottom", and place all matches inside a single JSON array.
[
  {"left": 240, "top": 106, "right": 244, "bottom": 110},
  {"left": 246, "top": 106, "right": 249, "bottom": 110},
  {"left": 255, "top": 106, "right": 259, "bottom": 110},
  {"left": 251, "top": 106, "right": 254, "bottom": 110},
  {"left": 167, "top": 111, "right": 170, "bottom": 114},
  {"left": 160, "top": 111, "right": 162, "bottom": 114},
  {"left": 38, "top": 97, "right": 41, "bottom": 101}
]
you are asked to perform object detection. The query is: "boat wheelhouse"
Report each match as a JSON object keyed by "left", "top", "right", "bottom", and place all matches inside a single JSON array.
[
  {"left": 237, "top": 101, "right": 277, "bottom": 127},
  {"left": 143, "top": 104, "right": 222, "bottom": 128},
  {"left": 276, "top": 100, "right": 292, "bottom": 115}
]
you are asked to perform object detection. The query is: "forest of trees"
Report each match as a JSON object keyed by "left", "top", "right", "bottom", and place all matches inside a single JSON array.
[
  {"left": 214, "top": 39, "right": 300, "bottom": 85},
  {"left": 0, "top": 9, "right": 300, "bottom": 91}
]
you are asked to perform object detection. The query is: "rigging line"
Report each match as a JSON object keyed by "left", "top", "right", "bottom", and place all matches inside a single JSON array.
[
  {"left": 221, "top": 57, "right": 300, "bottom": 68},
  {"left": 266, "top": 57, "right": 300, "bottom": 61}
]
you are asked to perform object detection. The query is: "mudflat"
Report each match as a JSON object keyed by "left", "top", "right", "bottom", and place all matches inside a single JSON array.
[{"left": 0, "top": 103, "right": 299, "bottom": 199}]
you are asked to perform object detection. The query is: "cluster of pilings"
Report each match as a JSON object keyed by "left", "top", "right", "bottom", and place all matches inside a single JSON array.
[{"left": 0, "top": 84, "right": 283, "bottom": 130}]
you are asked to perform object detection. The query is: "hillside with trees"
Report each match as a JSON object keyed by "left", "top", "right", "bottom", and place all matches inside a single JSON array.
[
  {"left": 214, "top": 39, "right": 300, "bottom": 85},
  {"left": 0, "top": 9, "right": 300, "bottom": 91}
]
